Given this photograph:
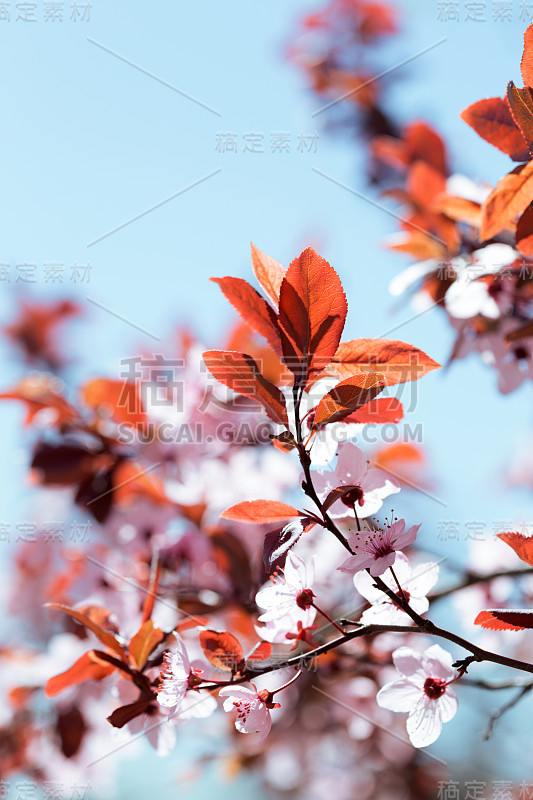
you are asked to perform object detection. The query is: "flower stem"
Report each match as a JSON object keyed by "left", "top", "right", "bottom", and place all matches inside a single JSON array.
[
  {"left": 311, "top": 601, "right": 345, "bottom": 634},
  {"left": 272, "top": 668, "right": 302, "bottom": 696}
]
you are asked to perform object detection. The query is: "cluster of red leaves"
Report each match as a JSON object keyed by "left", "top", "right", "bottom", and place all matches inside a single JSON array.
[
  {"left": 204, "top": 244, "right": 439, "bottom": 566},
  {"left": 0, "top": 373, "right": 170, "bottom": 522},
  {"left": 206, "top": 244, "right": 437, "bottom": 427},
  {"left": 461, "top": 26, "right": 533, "bottom": 247},
  {"left": 293, "top": 1, "right": 533, "bottom": 384},
  {"left": 290, "top": 0, "right": 400, "bottom": 167},
  {"left": 4, "top": 298, "right": 81, "bottom": 371}
]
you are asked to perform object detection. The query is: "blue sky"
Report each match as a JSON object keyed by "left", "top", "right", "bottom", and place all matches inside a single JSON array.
[{"left": 1, "top": 0, "right": 533, "bottom": 790}]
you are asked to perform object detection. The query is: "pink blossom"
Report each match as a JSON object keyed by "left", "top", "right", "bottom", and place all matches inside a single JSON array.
[
  {"left": 338, "top": 518, "right": 420, "bottom": 577},
  {"left": 256, "top": 552, "right": 316, "bottom": 623},
  {"left": 312, "top": 442, "right": 400, "bottom": 519},
  {"left": 255, "top": 606, "right": 317, "bottom": 644},
  {"left": 354, "top": 553, "right": 439, "bottom": 624},
  {"left": 377, "top": 644, "right": 458, "bottom": 748},
  {"left": 219, "top": 683, "right": 276, "bottom": 743}
]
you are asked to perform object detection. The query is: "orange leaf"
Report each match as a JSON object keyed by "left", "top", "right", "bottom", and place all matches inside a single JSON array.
[
  {"left": 250, "top": 243, "right": 286, "bottom": 308},
  {"left": 247, "top": 642, "right": 273, "bottom": 662},
  {"left": 81, "top": 378, "right": 146, "bottom": 429},
  {"left": 386, "top": 230, "right": 446, "bottom": 261},
  {"left": 221, "top": 499, "right": 300, "bottom": 523},
  {"left": 128, "top": 620, "right": 165, "bottom": 669},
  {"left": 481, "top": 161, "right": 533, "bottom": 241},
  {"left": 313, "top": 373, "right": 385, "bottom": 429},
  {"left": 199, "top": 630, "right": 244, "bottom": 672},
  {"left": 516, "top": 205, "right": 533, "bottom": 255},
  {"left": 112, "top": 461, "right": 169, "bottom": 507},
  {"left": 407, "top": 160, "right": 446, "bottom": 208},
  {"left": 522, "top": 24, "right": 533, "bottom": 88},
  {"left": 374, "top": 442, "right": 424, "bottom": 468},
  {"left": 506, "top": 81, "right": 533, "bottom": 148},
  {"left": 45, "top": 603, "right": 126, "bottom": 658},
  {"left": 203, "top": 350, "right": 288, "bottom": 426},
  {"left": 343, "top": 396, "right": 404, "bottom": 424},
  {"left": 175, "top": 616, "right": 209, "bottom": 633},
  {"left": 460, "top": 97, "right": 529, "bottom": 162},
  {"left": 497, "top": 531, "right": 533, "bottom": 567},
  {"left": 403, "top": 121, "right": 448, "bottom": 174},
  {"left": 45, "top": 650, "right": 114, "bottom": 697},
  {"left": 0, "top": 375, "right": 78, "bottom": 427},
  {"left": 475, "top": 609, "right": 533, "bottom": 631},
  {"left": 210, "top": 276, "right": 282, "bottom": 356},
  {"left": 323, "top": 338, "right": 440, "bottom": 386},
  {"left": 278, "top": 247, "right": 347, "bottom": 389},
  {"left": 141, "top": 559, "right": 162, "bottom": 624},
  {"left": 436, "top": 195, "right": 482, "bottom": 228}
]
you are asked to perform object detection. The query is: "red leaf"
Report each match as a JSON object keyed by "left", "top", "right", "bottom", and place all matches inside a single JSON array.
[
  {"left": 321, "top": 485, "right": 361, "bottom": 514},
  {"left": 497, "top": 531, "right": 533, "bottom": 567},
  {"left": 506, "top": 81, "right": 533, "bottom": 148},
  {"left": 107, "top": 697, "right": 154, "bottom": 728},
  {"left": 247, "top": 642, "right": 273, "bottom": 662},
  {"left": 481, "top": 161, "right": 533, "bottom": 241},
  {"left": 45, "top": 651, "right": 114, "bottom": 697},
  {"left": 460, "top": 97, "right": 529, "bottom": 162},
  {"left": 210, "top": 276, "right": 282, "bottom": 356},
  {"left": 221, "top": 500, "right": 299, "bottom": 523},
  {"left": 263, "top": 519, "right": 305, "bottom": 571},
  {"left": 270, "top": 430, "right": 297, "bottom": 452},
  {"left": 313, "top": 373, "right": 385, "bottom": 429},
  {"left": 404, "top": 121, "right": 448, "bottom": 175},
  {"left": 203, "top": 350, "right": 288, "bottom": 426},
  {"left": 516, "top": 205, "right": 533, "bottom": 255},
  {"left": 45, "top": 603, "right": 126, "bottom": 658},
  {"left": 343, "top": 396, "right": 404, "bottom": 424},
  {"left": 278, "top": 247, "right": 347, "bottom": 388},
  {"left": 322, "top": 338, "right": 440, "bottom": 386},
  {"left": 475, "top": 609, "right": 533, "bottom": 631},
  {"left": 522, "top": 24, "right": 533, "bottom": 88},
  {"left": 407, "top": 160, "right": 446, "bottom": 208},
  {"left": 199, "top": 630, "right": 244, "bottom": 672},
  {"left": 250, "top": 243, "right": 286, "bottom": 308}
]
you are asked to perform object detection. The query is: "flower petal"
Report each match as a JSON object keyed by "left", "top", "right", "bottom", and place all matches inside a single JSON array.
[
  {"left": 406, "top": 696, "right": 443, "bottom": 748},
  {"left": 377, "top": 678, "right": 421, "bottom": 712},
  {"left": 438, "top": 688, "right": 458, "bottom": 723},
  {"left": 392, "top": 647, "right": 425, "bottom": 677},
  {"left": 369, "top": 552, "right": 396, "bottom": 576},
  {"left": 336, "top": 442, "right": 367, "bottom": 484}
]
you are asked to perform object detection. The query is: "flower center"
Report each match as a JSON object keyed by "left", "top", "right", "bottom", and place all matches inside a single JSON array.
[
  {"left": 423, "top": 676, "right": 447, "bottom": 700},
  {"left": 341, "top": 486, "right": 365, "bottom": 508},
  {"left": 391, "top": 589, "right": 411, "bottom": 608},
  {"left": 371, "top": 541, "right": 394, "bottom": 558},
  {"left": 487, "top": 279, "right": 503, "bottom": 298},
  {"left": 514, "top": 345, "right": 529, "bottom": 361},
  {"left": 296, "top": 588, "right": 315, "bottom": 610}
]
